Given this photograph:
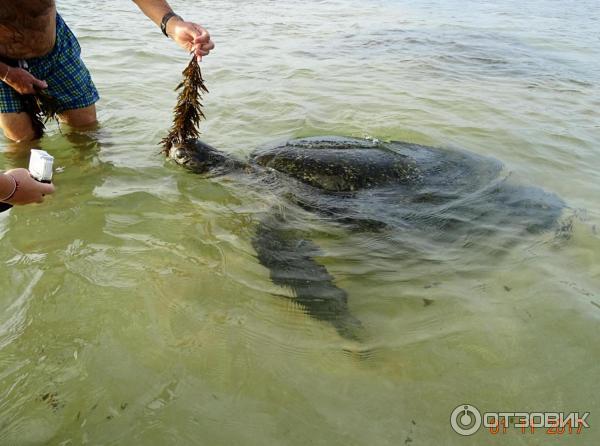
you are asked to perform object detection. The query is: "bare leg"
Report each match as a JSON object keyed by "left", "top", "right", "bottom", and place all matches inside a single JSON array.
[
  {"left": 58, "top": 104, "right": 97, "bottom": 128},
  {"left": 1, "top": 104, "right": 98, "bottom": 144},
  {"left": 0, "top": 112, "right": 36, "bottom": 143}
]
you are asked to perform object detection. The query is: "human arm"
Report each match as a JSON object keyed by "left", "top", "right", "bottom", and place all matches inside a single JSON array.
[
  {"left": 0, "top": 61, "right": 47, "bottom": 95},
  {"left": 131, "top": 0, "right": 214, "bottom": 60},
  {"left": 0, "top": 169, "right": 55, "bottom": 205}
]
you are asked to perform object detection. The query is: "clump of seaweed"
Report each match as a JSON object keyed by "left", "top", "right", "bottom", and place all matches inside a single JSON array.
[
  {"left": 22, "top": 87, "right": 61, "bottom": 139},
  {"left": 161, "top": 56, "right": 208, "bottom": 154}
]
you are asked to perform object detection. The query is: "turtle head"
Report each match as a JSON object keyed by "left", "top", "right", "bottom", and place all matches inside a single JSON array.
[{"left": 169, "top": 139, "right": 231, "bottom": 174}]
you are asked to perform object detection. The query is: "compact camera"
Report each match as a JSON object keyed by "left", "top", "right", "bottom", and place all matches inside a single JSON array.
[{"left": 28, "top": 149, "right": 54, "bottom": 183}]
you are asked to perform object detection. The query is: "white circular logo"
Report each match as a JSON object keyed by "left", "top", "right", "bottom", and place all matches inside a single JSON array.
[{"left": 450, "top": 404, "right": 482, "bottom": 436}]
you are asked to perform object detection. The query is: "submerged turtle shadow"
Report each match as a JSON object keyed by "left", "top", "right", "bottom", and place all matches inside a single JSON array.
[{"left": 168, "top": 136, "right": 566, "bottom": 340}]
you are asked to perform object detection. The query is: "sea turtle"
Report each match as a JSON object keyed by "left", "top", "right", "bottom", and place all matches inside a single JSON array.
[{"left": 166, "top": 136, "right": 564, "bottom": 339}]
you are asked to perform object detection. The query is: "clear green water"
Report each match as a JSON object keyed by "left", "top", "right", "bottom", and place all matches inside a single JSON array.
[{"left": 1, "top": 0, "right": 599, "bottom": 444}]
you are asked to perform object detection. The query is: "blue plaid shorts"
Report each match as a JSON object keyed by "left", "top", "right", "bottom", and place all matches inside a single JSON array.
[{"left": 0, "top": 13, "right": 99, "bottom": 113}]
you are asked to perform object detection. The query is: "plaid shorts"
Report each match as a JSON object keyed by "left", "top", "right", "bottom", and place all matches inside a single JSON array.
[{"left": 0, "top": 13, "right": 99, "bottom": 113}]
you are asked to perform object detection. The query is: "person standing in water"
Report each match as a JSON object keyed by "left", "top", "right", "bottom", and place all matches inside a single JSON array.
[{"left": 0, "top": 0, "right": 214, "bottom": 207}]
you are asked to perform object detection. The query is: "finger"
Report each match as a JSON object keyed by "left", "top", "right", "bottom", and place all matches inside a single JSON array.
[
  {"left": 35, "top": 195, "right": 45, "bottom": 204},
  {"left": 194, "top": 41, "right": 213, "bottom": 56},
  {"left": 192, "top": 26, "right": 209, "bottom": 43},
  {"left": 39, "top": 182, "right": 56, "bottom": 195},
  {"left": 193, "top": 35, "right": 210, "bottom": 45},
  {"left": 33, "top": 78, "right": 48, "bottom": 89},
  {"left": 193, "top": 47, "right": 208, "bottom": 59},
  {"left": 199, "top": 41, "right": 215, "bottom": 51}
]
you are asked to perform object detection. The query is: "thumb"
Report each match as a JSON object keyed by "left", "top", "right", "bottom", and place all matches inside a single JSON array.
[{"left": 38, "top": 182, "right": 56, "bottom": 195}]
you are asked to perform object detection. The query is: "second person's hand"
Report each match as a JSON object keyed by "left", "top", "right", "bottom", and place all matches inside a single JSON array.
[{"left": 3, "top": 168, "right": 55, "bottom": 205}]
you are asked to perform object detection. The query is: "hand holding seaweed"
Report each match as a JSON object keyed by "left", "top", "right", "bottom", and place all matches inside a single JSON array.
[
  {"left": 161, "top": 56, "right": 208, "bottom": 154},
  {"left": 1, "top": 63, "right": 61, "bottom": 139}
]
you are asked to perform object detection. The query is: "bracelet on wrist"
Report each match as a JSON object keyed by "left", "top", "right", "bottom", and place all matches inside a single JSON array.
[
  {"left": 161, "top": 12, "right": 182, "bottom": 38},
  {"left": 0, "top": 174, "right": 18, "bottom": 202}
]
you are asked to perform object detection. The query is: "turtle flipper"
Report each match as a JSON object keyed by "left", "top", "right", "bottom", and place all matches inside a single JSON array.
[{"left": 252, "top": 211, "right": 363, "bottom": 340}]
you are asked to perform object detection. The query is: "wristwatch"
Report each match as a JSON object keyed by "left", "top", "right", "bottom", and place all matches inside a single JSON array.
[{"left": 161, "top": 12, "right": 182, "bottom": 37}]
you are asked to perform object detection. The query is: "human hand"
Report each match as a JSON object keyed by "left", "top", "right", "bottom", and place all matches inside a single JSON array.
[
  {"left": 3, "top": 67, "right": 48, "bottom": 95},
  {"left": 2, "top": 169, "right": 55, "bottom": 205},
  {"left": 167, "top": 18, "right": 215, "bottom": 61}
]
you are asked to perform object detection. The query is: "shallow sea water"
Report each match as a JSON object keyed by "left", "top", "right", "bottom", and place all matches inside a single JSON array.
[{"left": 0, "top": 0, "right": 599, "bottom": 444}]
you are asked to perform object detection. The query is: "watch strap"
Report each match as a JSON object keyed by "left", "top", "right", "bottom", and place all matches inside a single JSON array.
[{"left": 161, "top": 12, "right": 181, "bottom": 37}]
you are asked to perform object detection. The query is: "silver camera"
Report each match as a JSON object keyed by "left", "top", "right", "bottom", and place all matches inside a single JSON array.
[{"left": 29, "top": 149, "right": 54, "bottom": 183}]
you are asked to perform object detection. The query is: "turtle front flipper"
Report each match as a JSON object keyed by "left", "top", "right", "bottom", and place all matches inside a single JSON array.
[{"left": 252, "top": 210, "right": 363, "bottom": 340}]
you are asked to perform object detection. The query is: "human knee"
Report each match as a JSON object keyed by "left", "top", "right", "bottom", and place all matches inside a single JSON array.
[
  {"left": 60, "top": 105, "right": 97, "bottom": 128},
  {"left": 2, "top": 123, "right": 36, "bottom": 143},
  {"left": 66, "top": 113, "right": 97, "bottom": 128}
]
